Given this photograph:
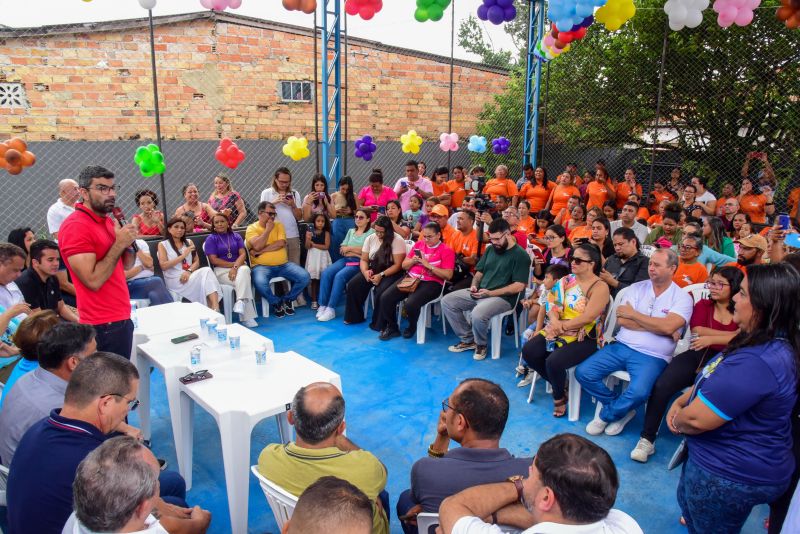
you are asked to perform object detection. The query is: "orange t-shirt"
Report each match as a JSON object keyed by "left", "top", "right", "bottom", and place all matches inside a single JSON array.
[
  {"left": 549, "top": 185, "right": 580, "bottom": 216},
  {"left": 739, "top": 194, "right": 767, "bottom": 224},
  {"left": 447, "top": 228, "right": 479, "bottom": 260},
  {"left": 519, "top": 181, "right": 554, "bottom": 213},
  {"left": 446, "top": 180, "right": 468, "bottom": 208},
  {"left": 586, "top": 181, "right": 613, "bottom": 210},
  {"left": 432, "top": 181, "right": 449, "bottom": 198},
  {"left": 518, "top": 215, "right": 536, "bottom": 235},
  {"left": 649, "top": 190, "right": 675, "bottom": 213},
  {"left": 482, "top": 178, "right": 518, "bottom": 202},
  {"left": 615, "top": 182, "right": 643, "bottom": 209},
  {"left": 440, "top": 223, "right": 456, "bottom": 245},
  {"left": 647, "top": 214, "right": 663, "bottom": 227},
  {"left": 787, "top": 188, "right": 800, "bottom": 218},
  {"left": 636, "top": 207, "right": 650, "bottom": 221},
  {"left": 673, "top": 261, "right": 708, "bottom": 288},
  {"left": 569, "top": 225, "right": 592, "bottom": 242},
  {"left": 725, "top": 261, "right": 747, "bottom": 274}
]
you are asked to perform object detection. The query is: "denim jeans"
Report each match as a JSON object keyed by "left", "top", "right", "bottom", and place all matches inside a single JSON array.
[
  {"left": 575, "top": 342, "right": 668, "bottom": 423},
  {"left": 94, "top": 319, "right": 135, "bottom": 360},
  {"left": 127, "top": 276, "right": 173, "bottom": 306},
  {"left": 318, "top": 258, "right": 360, "bottom": 309},
  {"left": 252, "top": 263, "right": 310, "bottom": 305},
  {"left": 330, "top": 217, "right": 355, "bottom": 263},
  {"left": 678, "top": 458, "right": 788, "bottom": 534}
]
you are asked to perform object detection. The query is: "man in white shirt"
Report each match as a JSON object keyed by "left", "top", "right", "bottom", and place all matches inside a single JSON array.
[
  {"left": 47, "top": 179, "right": 80, "bottom": 241},
  {"left": 394, "top": 160, "right": 433, "bottom": 212},
  {"left": 609, "top": 202, "right": 649, "bottom": 245},
  {"left": 576, "top": 248, "right": 693, "bottom": 436},
  {"left": 438, "top": 433, "right": 643, "bottom": 534},
  {"left": 690, "top": 175, "right": 717, "bottom": 216},
  {"left": 0, "top": 243, "right": 29, "bottom": 316},
  {"left": 259, "top": 167, "right": 303, "bottom": 265}
]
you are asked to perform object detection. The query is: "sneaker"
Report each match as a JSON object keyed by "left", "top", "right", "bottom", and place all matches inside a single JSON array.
[
  {"left": 630, "top": 437, "right": 655, "bottom": 463},
  {"left": 402, "top": 328, "right": 415, "bottom": 339},
  {"left": 283, "top": 300, "right": 295, "bottom": 316},
  {"left": 272, "top": 302, "right": 285, "bottom": 318},
  {"left": 586, "top": 416, "right": 608, "bottom": 436},
  {"left": 242, "top": 319, "right": 259, "bottom": 328},
  {"left": 232, "top": 299, "right": 245, "bottom": 314},
  {"left": 379, "top": 328, "right": 401, "bottom": 341},
  {"left": 515, "top": 364, "right": 527, "bottom": 376},
  {"left": 158, "top": 458, "right": 168, "bottom": 471},
  {"left": 517, "top": 373, "right": 533, "bottom": 387},
  {"left": 605, "top": 410, "right": 636, "bottom": 436},
  {"left": 316, "top": 306, "right": 327, "bottom": 318},
  {"left": 448, "top": 341, "right": 476, "bottom": 353},
  {"left": 311, "top": 301, "right": 319, "bottom": 310},
  {"left": 318, "top": 309, "right": 336, "bottom": 322},
  {"left": 473, "top": 345, "right": 488, "bottom": 361}
]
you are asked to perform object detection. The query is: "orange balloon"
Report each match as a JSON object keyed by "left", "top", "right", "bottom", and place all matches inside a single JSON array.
[
  {"left": 282, "top": 0, "right": 300, "bottom": 9},
  {"left": 300, "top": 0, "right": 316, "bottom": 13},
  {"left": 6, "top": 137, "right": 27, "bottom": 153},
  {"left": 790, "top": 11, "right": 800, "bottom": 28},
  {"left": 4, "top": 149, "right": 21, "bottom": 166},
  {"left": 0, "top": 158, "right": 8, "bottom": 170},
  {"left": 21, "top": 151, "right": 36, "bottom": 167},
  {"left": 7, "top": 165, "right": 22, "bottom": 176},
  {"left": 0, "top": 143, "right": 8, "bottom": 160}
]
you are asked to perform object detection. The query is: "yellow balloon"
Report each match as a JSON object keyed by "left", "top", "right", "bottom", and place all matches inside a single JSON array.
[{"left": 595, "top": 0, "right": 636, "bottom": 31}]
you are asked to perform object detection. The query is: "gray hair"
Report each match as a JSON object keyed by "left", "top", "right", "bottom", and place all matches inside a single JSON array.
[
  {"left": 654, "top": 247, "right": 679, "bottom": 268},
  {"left": 287, "top": 476, "right": 372, "bottom": 534},
  {"left": 0, "top": 243, "right": 26, "bottom": 265},
  {"left": 683, "top": 232, "right": 703, "bottom": 249},
  {"left": 73, "top": 437, "right": 158, "bottom": 532},
  {"left": 290, "top": 385, "right": 345, "bottom": 444},
  {"left": 65, "top": 352, "right": 139, "bottom": 408}
]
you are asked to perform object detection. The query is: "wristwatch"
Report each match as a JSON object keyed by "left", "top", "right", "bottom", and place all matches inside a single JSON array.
[{"left": 507, "top": 475, "right": 524, "bottom": 503}]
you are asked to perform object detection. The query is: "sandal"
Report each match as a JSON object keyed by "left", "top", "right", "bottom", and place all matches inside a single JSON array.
[{"left": 553, "top": 397, "right": 568, "bottom": 418}]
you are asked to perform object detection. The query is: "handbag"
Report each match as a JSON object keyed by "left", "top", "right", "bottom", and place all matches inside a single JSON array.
[{"left": 397, "top": 275, "right": 421, "bottom": 293}]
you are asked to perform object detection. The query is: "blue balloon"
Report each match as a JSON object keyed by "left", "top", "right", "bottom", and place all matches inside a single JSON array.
[
  {"left": 581, "top": 15, "right": 594, "bottom": 27},
  {"left": 575, "top": 2, "right": 593, "bottom": 18}
]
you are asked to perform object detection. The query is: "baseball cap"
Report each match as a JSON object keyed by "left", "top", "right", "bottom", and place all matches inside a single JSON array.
[
  {"left": 430, "top": 204, "right": 449, "bottom": 217},
  {"left": 738, "top": 234, "right": 768, "bottom": 252}
]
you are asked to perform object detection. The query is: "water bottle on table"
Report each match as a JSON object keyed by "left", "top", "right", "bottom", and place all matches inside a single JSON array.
[
  {"left": 199, "top": 318, "right": 209, "bottom": 338},
  {"left": 190, "top": 345, "right": 202, "bottom": 368},
  {"left": 206, "top": 319, "right": 218, "bottom": 339},
  {"left": 255, "top": 343, "right": 267, "bottom": 366}
]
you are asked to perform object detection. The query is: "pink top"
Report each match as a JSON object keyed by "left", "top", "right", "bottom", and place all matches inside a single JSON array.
[
  {"left": 407, "top": 240, "right": 456, "bottom": 285},
  {"left": 357, "top": 186, "right": 398, "bottom": 222}
]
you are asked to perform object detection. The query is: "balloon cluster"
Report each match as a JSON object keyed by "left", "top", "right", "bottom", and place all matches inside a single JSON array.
[
  {"left": 283, "top": 136, "right": 311, "bottom": 161},
  {"left": 491, "top": 137, "right": 510, "bottom": 155},
  {"left": 548, "top": 0, "right": 605, "bottom": 32},
  {"left": 595, "top": 0, "right": 636, "bottom": 30},
  {"left": 400, "top": 130, "right": 423, "bottom": 154},
  {"left": 283, "top": 0, "right": 316, "bottom": 14},
  {"left": 477, "top": 0, "right": 517, "bottom": 25},
  {"left": 354, "top": 135, "right": 378, "bottom": 161},
  {"left": 777, "top": 0, "right": 800, "bottom": 28},
  {"left": 713, "top": 0, "right": 760, "bottom": 27},
  {"left": 215, "top": 138, "right": 246, "bottom": 169},
  {"left": 467, "top": 135, "right": 488, "bottom": 153},
  {"left": 134, "top": 144, "right": 165, "bottom": 178},
  {"left": 414, "top": 0, "right": 451, "bottom": 22},
  {"left": 138, "top": 0, "right": 157, "bottom": 9},
  {"left": 0, "top": 138, "right": 36, "bottom": 175},
  {"left": 345, "top": 0, "right": 383, "bottom": 20},
  {"left": 199, "top": 0, "right": 242, "bottom": 10},
  {"left": 439, "top": 132, "right": 459, "bottom": 152},
  {"left": 664, "top": 0, "right": 708, "bottom": 30}
]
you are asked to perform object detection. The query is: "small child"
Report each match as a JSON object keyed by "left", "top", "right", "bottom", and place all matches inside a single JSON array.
[
  {"left": 418, "top": 196, "right": 440, "bottom": 228},
  {"left": 403, "top": 194, "right": 424, "bottom": 229},
  {"left": 304, "top": 213, "right": 332, "bottom": 310},
  {"left": 516, "top": 263, "right": 570, "bottom": 387}
]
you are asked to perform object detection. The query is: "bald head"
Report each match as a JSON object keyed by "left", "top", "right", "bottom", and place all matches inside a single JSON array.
[
  {"left": 58, "top": 179, "right": 80, "bottom": 205},
  {"left": 290, "top": 382, "right": 345, "bottom": 444}
]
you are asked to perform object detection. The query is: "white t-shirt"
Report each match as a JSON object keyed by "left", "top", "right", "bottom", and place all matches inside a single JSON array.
[
  {"left": 609, "top": 220, "right": 649, "bottom": 245},
  {"left": 615, "top": 279, "right": 693, "bottom": 361},
  {"left": 362, "top": 233, "right": 406, "bottom": 259},
  {"left": 695, "top": 190, "right": 716, "bottom": 203},
  {"left": 47, "top": 199, "right": 75, "bottom": 237},
  {"left": 393, "top": 176, "right": 433, "bottom": 212},
  {"left": 128, "top": 239, "right": 155, "bottom": 281},
  {"left": 62, "top": 512, "right": 169, "bottom": 534},
  {"left": 260, "top": 187, "right": 301, "bottom": 239},
  {"left": 451, "top": 510, "right": 643, "bottom": 534}
]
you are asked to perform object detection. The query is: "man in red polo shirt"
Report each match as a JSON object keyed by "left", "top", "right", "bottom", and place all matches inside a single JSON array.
[{"left": 59, "top": 166, "right": 138, "bottom": 358}]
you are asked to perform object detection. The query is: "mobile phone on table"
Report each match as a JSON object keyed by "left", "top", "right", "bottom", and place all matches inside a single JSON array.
[{"left": 171, "top": 333, "right": 199, "bottom": 344}]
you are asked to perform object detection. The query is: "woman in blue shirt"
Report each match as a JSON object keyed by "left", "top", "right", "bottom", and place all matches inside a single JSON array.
[{"left": 668, "top": 263, "right": 800, "bottom": 534}]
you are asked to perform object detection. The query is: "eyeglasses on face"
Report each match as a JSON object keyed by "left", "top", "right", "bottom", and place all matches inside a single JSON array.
[
  {"left": 354, "top": 215, "right": 368, "bottom": 220},
  {"left": 259, "top": 211, "right": 277, "bottom": 217},
  {"left": 102, "top": 393, "right": 140, "bottom": 411},
  {"left": 441, "top": 398, "right": 459, "bottom": 414},
  {"left": 704, "top": 281, "right": 729, "bottom": 289},
  {"left": 488, "top": 232, "right": 508, "bottom": 243},
  {"left": 570, "top": 256, "right": 592, "bottom": 265},
  {"left": 90, "top": 185, "right": 119, "bottom": 194},
  {"left": 678, "top": 244, "right": 699, "bottom": 251}
]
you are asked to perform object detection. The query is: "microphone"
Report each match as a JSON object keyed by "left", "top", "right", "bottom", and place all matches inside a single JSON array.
[{"left": 112, "top": 207, "right": 140, "bottom": 252}]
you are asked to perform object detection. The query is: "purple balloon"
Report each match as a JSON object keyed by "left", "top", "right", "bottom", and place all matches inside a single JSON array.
[
  {"left": 580, "top": 15, "right": 594, "bottom": 27},
  {"left": 368, "top": 143, "right": 377, "bottom": 152},
  {"left": 477, "top": 3, "right": 489, "bottom": 20},
  {"left": 355, "top": 149, "right": 364, "bottom": 157},
  {"left": 569, "top": 23, "right": 581, "bottom": 31},
  {"left": 487, "top": 5, "right": 504, "bottom": 24},
  {"left": 363, "top": 135, "right": 372, "bottom": 143},
  {"left": 496, "top": 0, "right": 513, "bottom": 7},
  {"left": 503, "top": 5, "right": 516, "bottom": 20},
  {"left": 484, "top": 0, "right": 498, "bottom": 6},
  {"left": 363, "top": 152, "right": 373, "bottom": 162},
  {"left": 355, "top": 140, "right": 364, "bottom": 149}
]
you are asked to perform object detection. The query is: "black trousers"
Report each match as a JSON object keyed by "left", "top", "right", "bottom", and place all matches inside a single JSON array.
[
  {"left": 344, "top": 271, "right": 402, "bottom": 325},
  {"left": 377, "top": 280, "right": 443, "bottom": 333},
  {"left": 94, "top": 319, "right": 135, "bottom": 360},
  {"left": 640, "top": 348, "right": 711, "bottom": 443},
  {"left": 521, "top": 332, "right": 599, "bottom": 401}
]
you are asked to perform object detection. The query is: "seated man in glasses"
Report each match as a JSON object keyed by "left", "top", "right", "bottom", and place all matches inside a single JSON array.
[
  {"left": 576, "top": 248, "right": 693, "bottom": 437},
  {"left": 396, "top": 379, "right": 530, "bottom": 534},
  {"left": 6, "top": 352, "right": 206, "bottom": 534},
  {"left": 672, "top": 233, "right": 708, "bottom": 288},
  {"left": 246, "top": 201, "right": 310, "bottom": 318}
]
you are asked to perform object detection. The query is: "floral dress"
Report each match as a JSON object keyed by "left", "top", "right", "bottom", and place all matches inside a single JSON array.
[{"left": 539, "top": 274, "right": 604, "bottom": 344}]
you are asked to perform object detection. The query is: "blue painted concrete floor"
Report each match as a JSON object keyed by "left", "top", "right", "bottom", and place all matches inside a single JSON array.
[{"left": 129, "top": 305, "right": 767, "bottom": 534}]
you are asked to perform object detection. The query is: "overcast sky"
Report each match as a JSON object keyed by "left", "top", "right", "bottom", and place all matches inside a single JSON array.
[{"left": 0, "top": 0, "right": 519, "bottom": 62}]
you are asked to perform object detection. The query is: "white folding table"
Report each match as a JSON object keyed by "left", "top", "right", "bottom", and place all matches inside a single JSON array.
[{"left": 175, "top": 351, "right": 341, "bottom": 534}]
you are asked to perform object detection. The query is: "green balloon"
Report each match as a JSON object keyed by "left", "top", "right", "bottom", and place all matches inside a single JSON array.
[
  {"left": 134, "top": 146, "right": 149, "bottom": 164},
  {"left": 414, "top": 8, "right": 428, "bottom": 21},
  {"left": 437, "top": 0, "right": 451, "bottom": 7},
  {"left": 428, "top": 5, "right": 443, "bottom": 20},
  {"left": 147, "top": 143, "right": 159, "bottom": 152},
  {"left": 155, "top": 163, "right": 166, "bottom": 174},
  {"left": 152, "top": 152, "right": 164, "bottom": 164},
  {"left": 418, "top": 0, "right": 435, "bottom": 6}
]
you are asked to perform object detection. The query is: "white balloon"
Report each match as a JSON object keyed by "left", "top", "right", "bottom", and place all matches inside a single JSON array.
[
  {"left": 685, "top": 9, "right": 703, "bottom": 26},
  {"left": 138, "top": 0, "right": 157, "bottom": 8}
]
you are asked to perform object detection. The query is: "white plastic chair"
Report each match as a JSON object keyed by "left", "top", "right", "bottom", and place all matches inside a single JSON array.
[
  {"left": 602, "top": 286, "right": 630, "bottom": 345},
  {"left": 250, "top": 466, "right": 297, "bottom": 530},
  {"left": 260, "top": 277, "right": 290, "bottom": 318},
  {"left": 683, "top": 282, "right": 709, "bottom": 303},
  {"left": 397, "top": 282, "right": 448, "bottom": 344},
  {"left": 203, "top": 240, "right": 236, "bottom": 325},
  {"left": 488, "top": 293, "right": 522, "bottom": 360},
  {"left": 0, "top": 463, "right": 9, "bottom": 507},
  {"left": 417, "top": 512, "right": 520, "bottom": 534}
]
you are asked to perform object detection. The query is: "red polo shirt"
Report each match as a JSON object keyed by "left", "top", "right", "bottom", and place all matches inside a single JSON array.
[{"left": 59, "top": 203, "right": 130, "bottom": 324}]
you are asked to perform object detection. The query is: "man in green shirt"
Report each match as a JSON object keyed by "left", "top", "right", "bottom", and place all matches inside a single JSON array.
[
  {"left": 442, "top": 218, "right": 531, "bottom": 360},
  {"left": 257, "top": 383, "right": 389, "bottom": 534}
]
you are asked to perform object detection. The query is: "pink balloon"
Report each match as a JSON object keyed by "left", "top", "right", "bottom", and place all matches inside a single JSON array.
[
  {"left": 543, "top": 34, "right": 555, "bottom": 47},
  {"left": 734, "top": 8, "right": 753, "bottom": 24}
]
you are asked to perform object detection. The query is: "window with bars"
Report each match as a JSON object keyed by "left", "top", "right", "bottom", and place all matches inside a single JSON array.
[
  {"left": 0, "top": 83, "right": 30, "bottom": 109},
  {"left": 279, "top": 81, "right": 312, "bottom": 103}
]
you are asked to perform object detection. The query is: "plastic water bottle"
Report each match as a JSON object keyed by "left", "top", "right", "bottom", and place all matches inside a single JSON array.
[
  {"left": 130, "top": 301, "right": 139, "bottom": 329},
  {"left": 190, "top": 345, "right": 202, "bottom": 367},
  {"left": 255, "top": 343, "right": 267, "bottom": 366}
]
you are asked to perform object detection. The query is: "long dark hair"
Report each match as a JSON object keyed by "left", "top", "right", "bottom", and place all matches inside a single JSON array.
[
  {"left": 546, "top": 224, "right": 571, "bottom": 250},
  {"left": 164, "top": 217, "right": 189, "bottom": 256},
  {"left": 340, "top": 176, "right": 357, "bottom": 213},
  {"left": 709, "top": 265, "right": 743, "bottom": 313},
  {"left": 7, "top": 227, "right": 32, "bottom": 254},
  {"left": 591, "top": 216, "right": 614, "bottom": 254},
  {"left": 354, "top": 208, "right": 371, "bottom": 232},
  {"left": 372, "top": 216, "right": 396, "bottom": 269},
  {"left": 386, "top": 199, "right": 403, "bottom": 224},
  {"left": 705, "top": 216, "right": 727, "bottom": 253},
  {"left": 573, "top": 242, "right": 602, "bottom": 276},
  {"left": 724, "top": 263, "right": 800, "bottom": 364},
  {"left": 311, "top": 213, "right": 332, "bottom": 235},
  {"left": 310, "top": 173, "right": 330, "bottom": 209}
]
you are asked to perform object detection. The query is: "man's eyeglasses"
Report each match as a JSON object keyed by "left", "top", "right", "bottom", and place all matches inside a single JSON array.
[
  {"left": 259, "top": 211, "right": 277, "bottom": 217},
  {"left": 678, "top": 244, "right": 699, "bottom": 251},
  {"left": 441, "top": 398, "right": 460, "bottom": 414},
  {"left": 90, "top": 185, "right": 119, "bottom": 195},
  {"left": 102, "top": 393, "right": 140, "bottom": 411},
  {"left": 488, "top": 232, "right": 508, "bottom": 244}
]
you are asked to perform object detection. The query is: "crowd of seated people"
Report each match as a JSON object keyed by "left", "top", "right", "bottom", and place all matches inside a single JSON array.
[{"left": 2, "top": 155, "right": 800, "bottom": 534}]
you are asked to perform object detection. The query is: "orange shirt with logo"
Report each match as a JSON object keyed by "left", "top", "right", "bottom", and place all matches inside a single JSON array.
[
  {"left": 432, "top": 181, "right": 449, "bottom": 198},
  {"left": 519, "top": 181, "right": 554, "bottom": 213},
  {"left": 615, "top": 182, "right": 642, "bottom": 209},
  {"left": 549, "top": 185, "right": 580, "bottom": 216},
  {"left": 739, "top": 194, "right": 767, "bottom": 224},
  {"left": 446, "top": 180, "right": 468, "bottom": 208},
  {"left": 446, "top": 228, "right": 479, "bottom": 261},
  {"left": 518, "top": 215, "right": 536, "bottom": 235},
  {"left": 483, "top": 178, "right": 518, "bottom": 202},
  {"left": 673, "top": 261, "right": 708, "bottom": 288},
  {"left": 586, "top": 181, "right": 613, "bottom": 210},
  {"left": 649, "top": 190, "right": 675, "bottom": 213}
]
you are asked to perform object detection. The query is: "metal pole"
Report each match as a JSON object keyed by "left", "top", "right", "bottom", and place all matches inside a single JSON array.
[
  {"left": 148, "top": 10, "right": 167, "bottom": 215},
  {"left": 530, "top": 2, "right": 545, "bottom": 168},
  {"left": 540, "top": 62, "right": 550, "bottom": 168},
  {"left": 314, "top": 9, "right": 321, "bottom": 172},
  {"left": 343, "top": 12, "right": 349, "bottom": 177},
  {"left": 647, "top": 18, "right": 669, "bottom": 196},
  {"left": 447, "top": 0, "right": 456, "bottom": 169}
]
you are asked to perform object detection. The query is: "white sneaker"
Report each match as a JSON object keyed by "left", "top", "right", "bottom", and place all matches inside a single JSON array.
[
  {"left": 605, "top": 410, "right": 637, "bottom": 436},
  {"left": 242, "top": 319, "right": 259, "bottom": 328},
  {"left": 316, "top": 306, "right": 328, "bottom": 318},
  {"left": 517, "top": 374, "right": 533, "bottom": 388},
  {"left": 630, "top": 437, "right": 655, "bottom": 463},
  {"left": 515, "top": 364, "right": 527, "bottom": 376},
  {"left": 473, "top": 345, "right": 488, "bottom": 361},
  {"left": 318, "top": 309, "right": 336, "bottom": 322},
  {"left": 232, "top": 299, "right": 245, "bottom": 314},
  {"left": 586, "top": 416, "right": 608, "bottom": 436}
]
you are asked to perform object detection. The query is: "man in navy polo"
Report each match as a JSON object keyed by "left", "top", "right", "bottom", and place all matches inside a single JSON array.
[
  {"left": 6, "top": 352, "right": 199, "bottom": 534},
  {"left": 59, "top": 166, "right": 138, "bottom": 357},
  {"left": 397, "top": 379, "right": 531, "bottom": 533}
]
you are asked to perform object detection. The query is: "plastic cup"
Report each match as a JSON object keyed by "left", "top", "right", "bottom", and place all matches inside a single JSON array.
[
  {"left": 190, "top": 345, "right": 202, "bottom": 367},
  {"left": 255, "top": 346, "right": 267, "bottom": 366},
  {"left": 216, "top": 326, "right": 228, "bottom": 343},
  {"left": 206, "top": 320, "right": 218, "bottom": 338},
  {"left": 229, "top": 335, "right": 241, "bottom": 351}
]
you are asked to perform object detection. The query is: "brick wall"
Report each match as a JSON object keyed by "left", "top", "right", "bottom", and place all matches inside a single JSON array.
[{"left": 0, "top": 12, "right": 508, "bottom": 142}]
